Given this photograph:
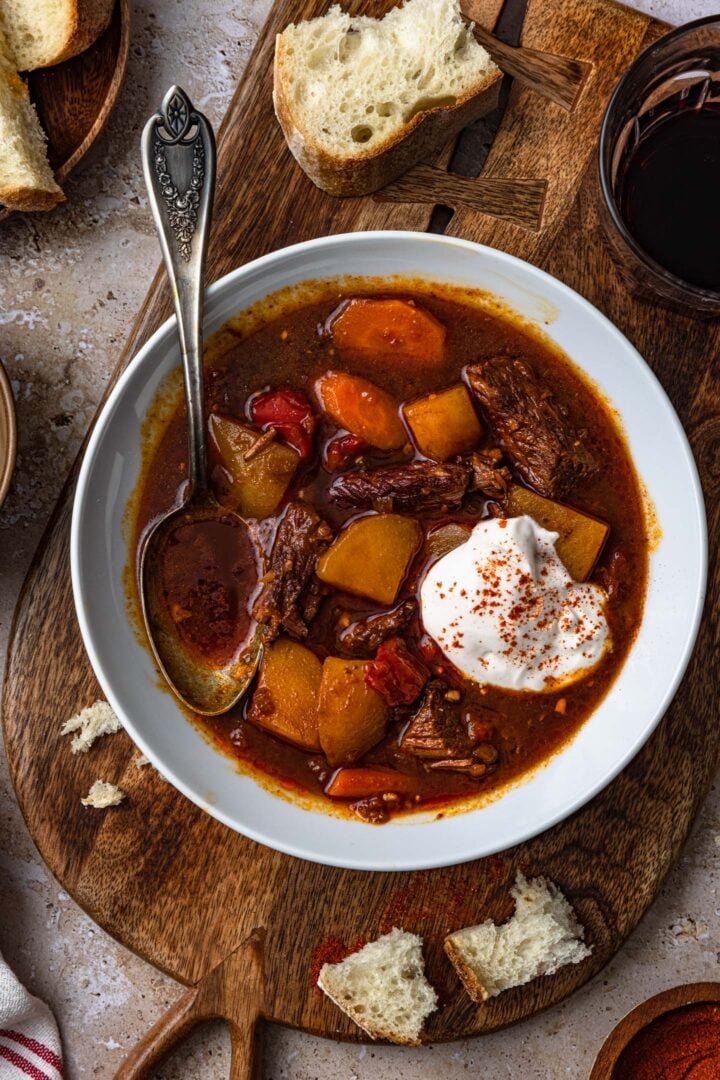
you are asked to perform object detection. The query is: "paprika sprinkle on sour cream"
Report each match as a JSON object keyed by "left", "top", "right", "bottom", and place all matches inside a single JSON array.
[{"left": 613, "top": 1002, "right": 720, "bottom": 1080}]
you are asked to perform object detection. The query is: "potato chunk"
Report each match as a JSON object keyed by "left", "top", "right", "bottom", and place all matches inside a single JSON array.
[
  {"left": 506, "top": 485, "right": 609, "bottom": 581},
  {"left": 315, "top": 371, "right": 406, "bottom": 450},
  {"left": 318, "top": 657, "right": 389, "bottom": 767},
  {"left": 403, "top": 384, "right": 483, "bottom": 460},
  {"left": 209, "top": 414, "right": 299, "bottom": 519},
  {"left": 316, "top": 514, "right": 422, "bottom": 604},
  {"left": 331, "top": 298, "right": 446, "bottom": 365},
  {"left": 247, "top": 638, "right": 322, "bottom": 751}
]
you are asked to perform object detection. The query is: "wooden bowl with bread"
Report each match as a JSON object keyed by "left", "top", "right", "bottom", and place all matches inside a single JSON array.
[{"left": 0, "top": 0, "right": 130, "bottom": 217}]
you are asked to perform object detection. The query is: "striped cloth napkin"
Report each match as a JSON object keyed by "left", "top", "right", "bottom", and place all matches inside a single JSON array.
[{"left": 0, "top": 951, "right": 63, "bottom": 1079}]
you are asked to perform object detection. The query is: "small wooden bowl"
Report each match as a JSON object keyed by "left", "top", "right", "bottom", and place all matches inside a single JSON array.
[
  {"left": 0, "top": 360, "right": 16, "bottom": 507},
  {"left": 0, "top": 0, "right": 130, "bottom": 222},
  {"left": 590, "top": 982, "right": 720, "bottom": 1078}
]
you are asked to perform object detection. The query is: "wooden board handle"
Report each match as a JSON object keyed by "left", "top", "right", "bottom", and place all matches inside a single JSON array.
[
  {"left": 114, "top": 932, "right": 265, "bottom": 1080},
  {"left": 376, "top": 165, "right": 547, "bottom": 231},
  {"left": 463, "top": 1, "right": 591, "bottom": 110}
]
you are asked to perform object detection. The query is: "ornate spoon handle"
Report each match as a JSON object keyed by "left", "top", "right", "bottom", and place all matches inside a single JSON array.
[{"left": 141, "top": 85, "right": 216, "bottom": 498}]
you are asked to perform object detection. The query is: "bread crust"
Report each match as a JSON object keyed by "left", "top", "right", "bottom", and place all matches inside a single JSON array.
[
  {"left": 316, "top": 978, "right": 423, "bottom": 1045},
  {"left": 58, "top": 0, "right": 116, "bottom": 66},
  {"left": 273, "top": 39, "right": 502, "bottom": 197},
  {"left": 443, "top": 936, "right": 490, "bottom": 1003},
  {"left": 0, "top": 183, "right": 64, "bottom": 210}
]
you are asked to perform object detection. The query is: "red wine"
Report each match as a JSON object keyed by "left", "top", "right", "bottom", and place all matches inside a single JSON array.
[{"left": 618, "top": 106, "right": 720, "bottom": 290}]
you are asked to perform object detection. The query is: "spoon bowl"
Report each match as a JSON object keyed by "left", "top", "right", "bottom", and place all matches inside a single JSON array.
[
  {"left": 139, "top": 86, "right": 263, "bottom": 716},
  {"left": 139, "top": 500, "right": 263, "bottom": 716}
]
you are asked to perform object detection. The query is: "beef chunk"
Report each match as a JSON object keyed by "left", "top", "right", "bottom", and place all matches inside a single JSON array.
[
  {"left": 466, "top": 358, "right": 598, "bottom": 497},
  {"left": 252, "top": 501, "right": 333, "bottom": 640},
  {"left": 401, "top": 683, "right": 502, "bottom": 778},
  {"left": 427, "top": 757, "right": 496, "bottom": 778},
  {"left": 365, "top": 637, "right": 429, "bottom": 706},
  {"left": 339, "top": 599, "right": 418, "bottom": 655},
  {"left": 300, "top": 576, "right": 326, "bottom": 624},
  {"left": 400, "top": 680, "right": 471, "bottom": 760},
  {"left": 467, "top": 447, "right": 513, "bottom": 501},
  {"left": 328, "top": 461, "right": 470, "bottom": 513},
  {"left": 350, "top": 794, "right": 396, "bottom": 823},
  {"left": 593, "top": 550, "right": 628, "bottom": 601},
  {"left": 463, "top": 704, "right": 502, "bottom": 744}
]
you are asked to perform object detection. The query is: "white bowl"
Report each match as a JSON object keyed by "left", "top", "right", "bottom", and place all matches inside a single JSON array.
[{"left": 71, "top": 232, "right": 706, "bottom": 871}]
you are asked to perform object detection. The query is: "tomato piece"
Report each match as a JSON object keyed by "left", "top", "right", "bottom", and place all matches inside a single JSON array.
[
  {"left": 324, "top": 432, "right": 368, "bottom": 472},
  {"left": 250, "top": 388, "right": 310, "bottom": 426},
  {"left": 325, "top": 766, "right": 423, "bottom": 799},
  {"left": 417, "top": 634, "right": 443, "bottom": 664},
  {"left": 250, "top": 389, "right": 317, "bottom": 459},
  {"left": 364, "top": 637, "right": 428, "bottom": 707}
]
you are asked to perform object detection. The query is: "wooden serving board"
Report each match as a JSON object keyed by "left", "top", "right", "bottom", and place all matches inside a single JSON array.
[{"left": 4, "top": 0, "right": 719, "bottom": 1061}]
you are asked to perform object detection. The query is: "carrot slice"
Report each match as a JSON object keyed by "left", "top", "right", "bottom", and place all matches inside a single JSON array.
[
  {"left": 315, "top": 371, "right": 406, "bottom": 450},
  {"left": 325, "top": 767, "right": 423, "bottom": 799},
  {"left": 331, "top": 299, "right": 446, "bottom": 365}
]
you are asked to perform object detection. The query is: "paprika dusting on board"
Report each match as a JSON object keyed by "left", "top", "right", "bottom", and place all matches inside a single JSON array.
[
  {"left": 308, "top": 935, "right": 368, "bottom": 987},
  {"left": 613, "top": 1002, "right": 720, "bottom": 1080}
]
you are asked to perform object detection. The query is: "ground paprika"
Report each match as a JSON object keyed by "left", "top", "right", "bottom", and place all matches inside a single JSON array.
[{"left": 614, "top": 1002, "right": 720, "bottom": 1080}]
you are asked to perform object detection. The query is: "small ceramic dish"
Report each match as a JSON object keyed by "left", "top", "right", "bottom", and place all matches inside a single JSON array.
[
  {"left": 71, "top": 231, "right": 706, "bottom": 871},
  {"left": 0, "top": 360, "right": 16, "bottom": 506},
  {"left": 590, "top": 982, "right": 720, "bottom": 1078}
]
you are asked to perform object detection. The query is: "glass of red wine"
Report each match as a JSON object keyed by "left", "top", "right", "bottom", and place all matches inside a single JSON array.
[{"left": 599, "top": 16, "right": 720, "bottom": 316}]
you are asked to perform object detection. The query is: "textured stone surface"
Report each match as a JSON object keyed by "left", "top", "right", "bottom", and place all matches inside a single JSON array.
[{"left": 0, "top": 0, "right": 715, "bottom": 1077}]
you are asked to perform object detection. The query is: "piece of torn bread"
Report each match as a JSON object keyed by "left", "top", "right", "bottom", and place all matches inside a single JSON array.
[
  {"left": 81, "top": 779, "right": 126, "bottom": 808},
  {"left": 444, "top": 873, "right": 591, "bottom": 1001},
  {"left": 317, "top": 928, "right": 438, "bottom": 1045},
  {"left": 274, "top": 0, "right": 501, "bottom": 196},
  {"left": 61, "top": 700, "right": 121, "bottom": 753},
  {"left": 0, "top": 0, "right": 115, "bottom": 71},
  {"left": 0, "top": 24, "right": 63, "bottom": 210}
]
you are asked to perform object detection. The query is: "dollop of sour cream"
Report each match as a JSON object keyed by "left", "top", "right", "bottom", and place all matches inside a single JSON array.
[{"left": 420, "top": 516, "right": 610, "bottom": 692}]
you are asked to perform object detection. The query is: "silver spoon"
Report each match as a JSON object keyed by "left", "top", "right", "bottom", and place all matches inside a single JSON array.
[{"left": 139, "top": 85, "right": 262, "bottom": 716}]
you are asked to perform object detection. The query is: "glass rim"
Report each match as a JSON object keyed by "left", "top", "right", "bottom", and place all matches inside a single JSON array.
[{"left": 598, "top": 14, "right": 720, "bottom": 301}]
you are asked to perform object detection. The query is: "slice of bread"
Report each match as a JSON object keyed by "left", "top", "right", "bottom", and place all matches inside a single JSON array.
[
  {"left": 0, "top": 27, "right": 63, "bottom": 210},
  {"left": 274, "top": 0, "right": 501, "bottom": 196},
  {"left": 444, "top": 873, "right": 591, "bottom": 1001},
  {"left": 317, "top": 927, "right": 438, "bottom": 1045},
  {"left": 0, "top": 0, "right": 115, "bottom": 71}
]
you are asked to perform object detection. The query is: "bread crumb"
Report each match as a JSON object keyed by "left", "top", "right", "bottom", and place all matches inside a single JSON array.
[
  {"left": 133, "top": 752, "right": 169, "bottom": 782},
  {"left": 81, "top": 780, "right": 125, "bottom": 809},
  {"left": 61, "top": 700, "right": 121, "bottom": 753}
]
